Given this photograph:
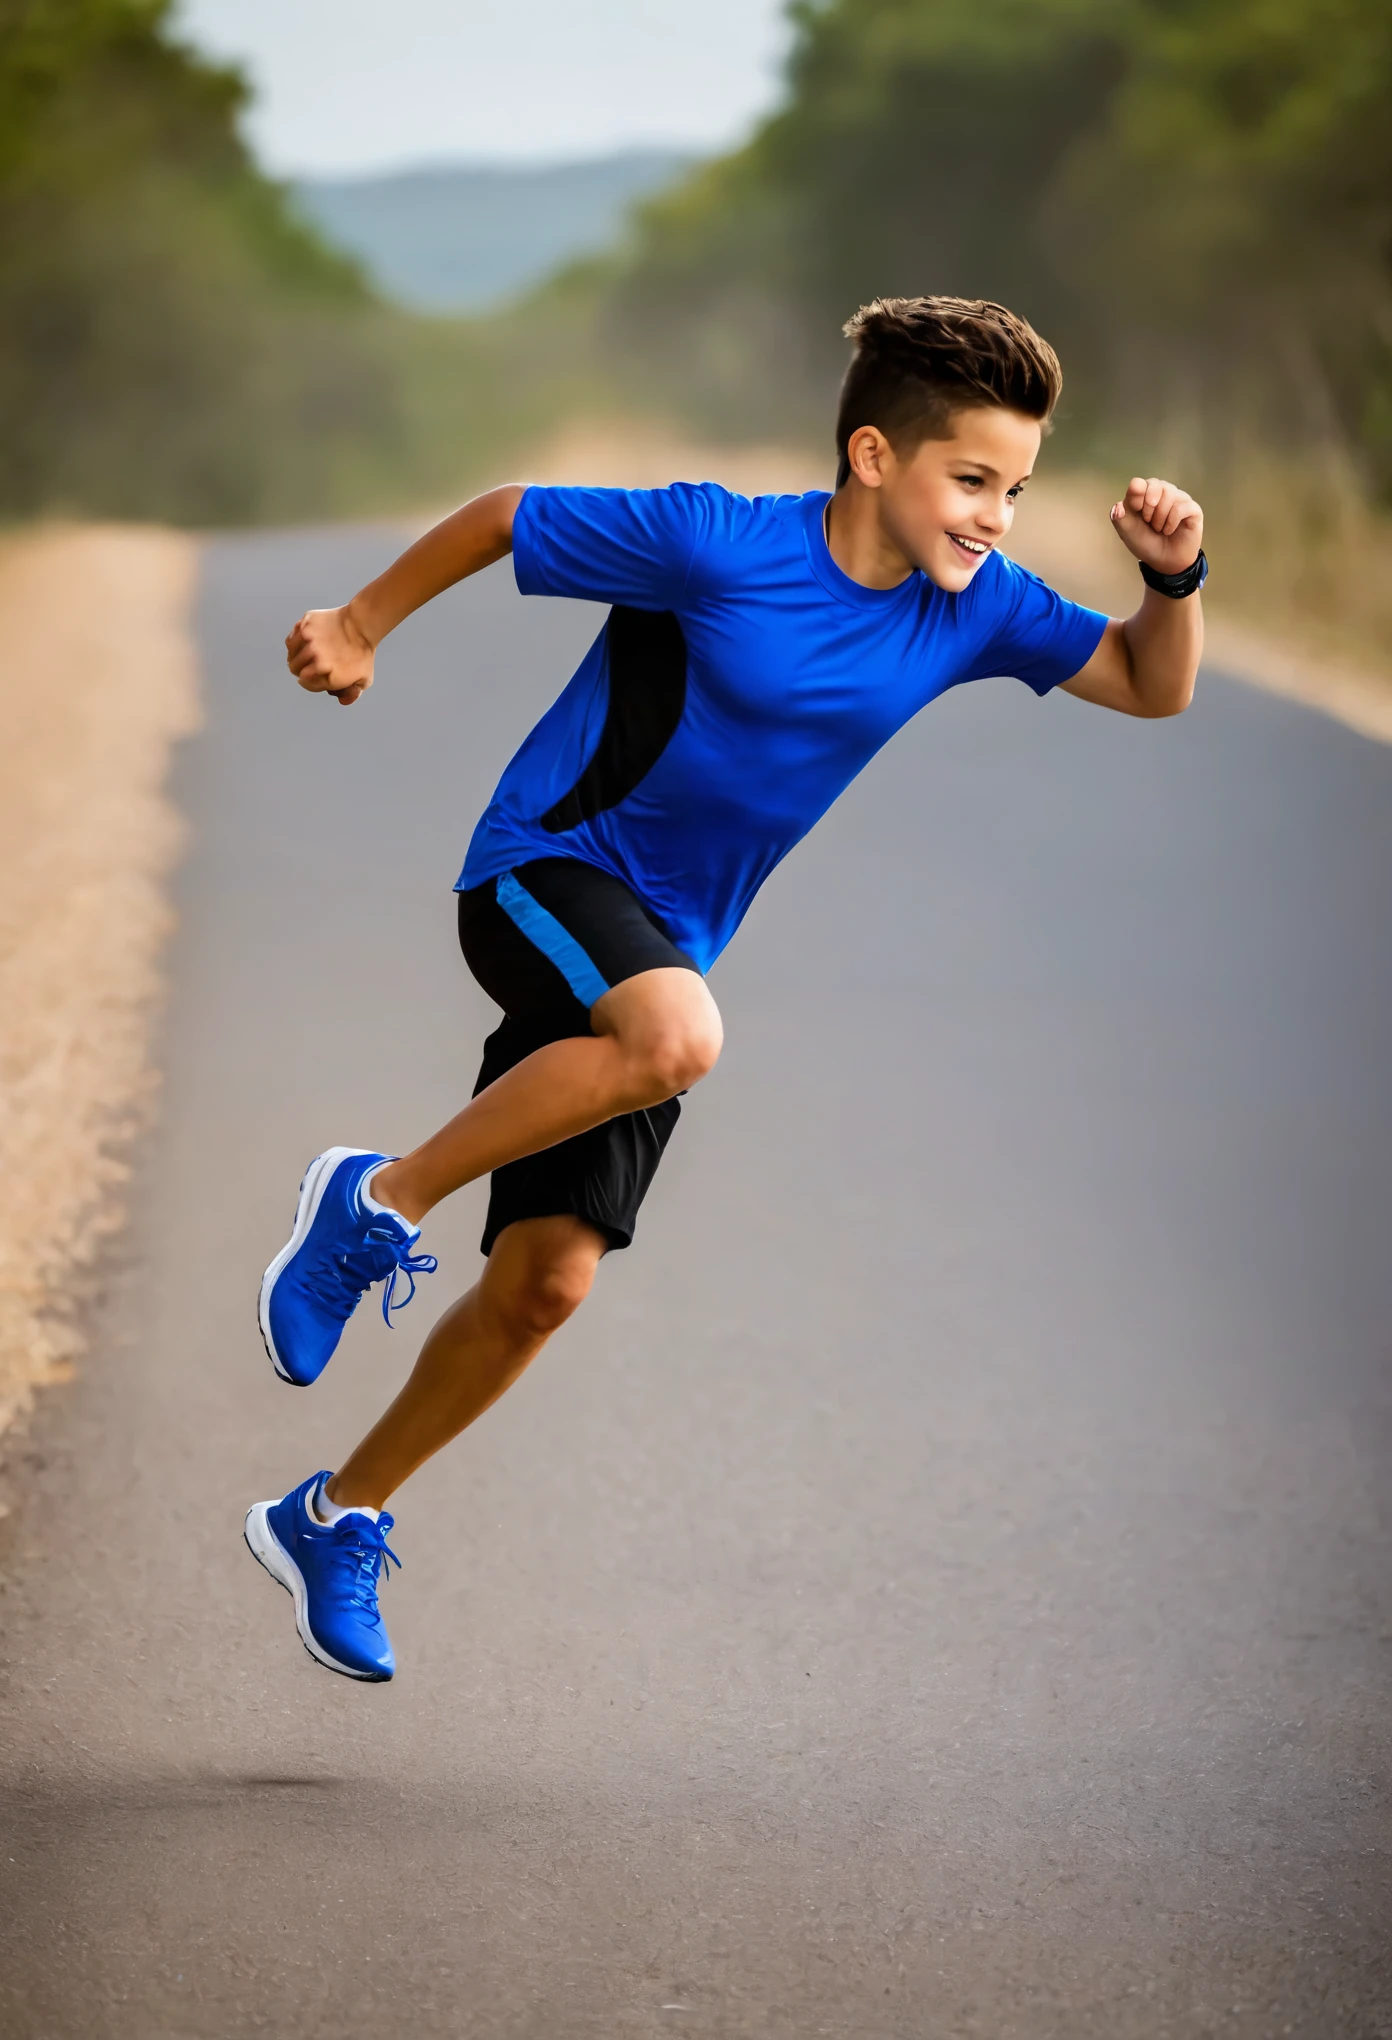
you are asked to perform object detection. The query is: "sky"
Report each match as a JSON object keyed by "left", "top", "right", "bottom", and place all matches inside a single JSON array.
[{"left": 175, "top": 0, "right": 793, "bottom": 179}]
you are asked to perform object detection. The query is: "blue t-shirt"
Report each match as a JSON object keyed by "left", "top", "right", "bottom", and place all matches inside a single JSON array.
[{"left": 460, "top": 482, "right": 1107, "bottom": 972}]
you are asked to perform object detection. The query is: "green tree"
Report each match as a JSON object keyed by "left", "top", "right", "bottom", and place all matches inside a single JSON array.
[
  {"left": 0, "top": 0, "right": 406, "bottom": 522},
  {"left": 602, "top": 0, "right": 1392, "bottom": 496}
]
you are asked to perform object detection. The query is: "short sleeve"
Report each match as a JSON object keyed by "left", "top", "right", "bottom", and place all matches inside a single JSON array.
[
  {"left": 512, "top": 482, "right": 717, "bottom": 609},
  {"left": 971, "top": 554, "right": 1109, "bottom": 697}
]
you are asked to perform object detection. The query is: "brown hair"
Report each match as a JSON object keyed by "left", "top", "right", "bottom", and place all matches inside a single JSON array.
[{"left": 835, "top": 296, "right": 1062, "bottom": 489}]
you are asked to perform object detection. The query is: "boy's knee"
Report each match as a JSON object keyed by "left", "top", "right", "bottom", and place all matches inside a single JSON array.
[
  {"left": 495, "top": 1243, "right": 598, "bottom": 1344},
  {"left": 597, "top": 970, "right": 724, "bottom": 1103},
  {"left": 638, "top": 1010, "right": 723, "bottom": 1098}
]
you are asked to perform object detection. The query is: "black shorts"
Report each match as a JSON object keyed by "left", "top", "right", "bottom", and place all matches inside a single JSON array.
[{"left": 457, "top": 857, "right": 701, "bottom": 1256}]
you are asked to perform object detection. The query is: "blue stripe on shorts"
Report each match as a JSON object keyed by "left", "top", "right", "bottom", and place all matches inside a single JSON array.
[{"left": 495, "top": 871, "right": 610, "bottom": 1009}]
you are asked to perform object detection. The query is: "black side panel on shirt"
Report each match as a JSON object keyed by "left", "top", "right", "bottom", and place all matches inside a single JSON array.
[{"left": 541, "top": 606, "right": 687, "bottom": 833}]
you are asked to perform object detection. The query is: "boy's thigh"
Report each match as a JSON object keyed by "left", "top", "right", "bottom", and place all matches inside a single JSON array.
[
  {"left": 456, "top": 856, "right": 694, "bottom": 1259},
  {"left": 457, "top": 855, "right": 699, "bottom": 1021},
  {"left": 473, "top": 1007, "right": 681, "bottom": 1256}
]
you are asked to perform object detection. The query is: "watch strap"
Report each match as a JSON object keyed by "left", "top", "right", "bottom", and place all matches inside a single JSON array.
[{"left": 1140, "top": 549, "right": 1208, "bottom": 599}]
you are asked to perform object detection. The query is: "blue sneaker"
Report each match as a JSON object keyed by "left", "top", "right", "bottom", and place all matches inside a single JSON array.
[
  {"left": 258, "top": 1147, "right": 437, "bottom": 1386},
  {"left": 245, "top": 1470, "right": 400, "bottom": 1681}
]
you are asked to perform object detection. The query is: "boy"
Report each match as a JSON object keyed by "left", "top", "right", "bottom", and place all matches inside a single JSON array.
[{"left": 245, "top": 296, "right": 1205, "bottom": 1681}]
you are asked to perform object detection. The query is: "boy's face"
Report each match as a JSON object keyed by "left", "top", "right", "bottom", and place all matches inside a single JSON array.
[{"left": 860, "top": 406, "right": 1043, "bottom": 591}]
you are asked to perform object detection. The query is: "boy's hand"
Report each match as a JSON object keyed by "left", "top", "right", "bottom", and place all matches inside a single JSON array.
[
  {"left": 1109, "top": 477, "right": 1203, "bottom": 576},
  {"left": 285, "top": 605, "right": 375, "bottom": 707}
]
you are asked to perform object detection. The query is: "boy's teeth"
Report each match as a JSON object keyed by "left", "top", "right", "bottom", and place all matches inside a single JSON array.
[{"left": 954, "top": 536, "right": 987, "bottom": 552}]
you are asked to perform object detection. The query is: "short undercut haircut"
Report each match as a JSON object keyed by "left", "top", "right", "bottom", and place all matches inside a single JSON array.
[{"left": 835, "top": 296, "right": 1063, "bottom": 489}]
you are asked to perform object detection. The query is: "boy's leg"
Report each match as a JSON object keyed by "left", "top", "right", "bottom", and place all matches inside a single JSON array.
[
  {"left": 246, "top": 1216, "right": 604, "bottom": 1683},
  {"left": 325, "top": 1214, "right": 607, "bottom": 1511},
  {"left": 371, "top": 964, "right": 721, "bottom": 1226},
  {"left": 258, "top": 862, "right": 708, "bottom": 1394}
]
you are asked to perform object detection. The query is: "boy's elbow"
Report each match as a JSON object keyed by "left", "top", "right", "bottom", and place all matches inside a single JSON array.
[
  {"left": 1138, "top": 686, "right": 1193, "bottom": 719},
  {"left": 1131, "top": 665, "right": 1196, "bottom": 718}
]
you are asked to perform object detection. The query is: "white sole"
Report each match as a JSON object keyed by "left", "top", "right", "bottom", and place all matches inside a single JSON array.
[
  {"left": 243, "top": 1501, "right": 385, "bottom": 1681},
  {"left": 257, "top": 1146, "right": 378, "bottom": 1384}
]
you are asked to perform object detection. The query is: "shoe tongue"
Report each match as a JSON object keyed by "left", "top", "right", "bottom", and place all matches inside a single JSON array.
[{"left": 342, "top": 1230, "right": 406, "bottom": 1280}]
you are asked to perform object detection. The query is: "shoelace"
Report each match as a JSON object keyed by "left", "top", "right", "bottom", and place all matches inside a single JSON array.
[
  {"left": 303, "top": 1224, "right": 438, "bottom": 1328},
  {"left": 373, "top": 1228, "right": 439, "bottom": 1327},
  {"left": 328, "top": 1511, "right": 401, "bottom": 1614}
]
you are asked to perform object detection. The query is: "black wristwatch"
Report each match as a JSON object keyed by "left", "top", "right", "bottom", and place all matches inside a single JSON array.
[{"left": 1140, "top": 549, "right": 1208, "bottom": 599}]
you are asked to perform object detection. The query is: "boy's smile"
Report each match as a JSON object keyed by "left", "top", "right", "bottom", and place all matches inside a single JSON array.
[{"left": 828, "top": 405, "right": 1043, "bottom": 593}]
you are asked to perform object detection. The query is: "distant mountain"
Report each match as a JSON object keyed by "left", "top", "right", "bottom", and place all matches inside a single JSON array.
[{"left": 293, "top": 151, "right": 696, "bottom": 314}]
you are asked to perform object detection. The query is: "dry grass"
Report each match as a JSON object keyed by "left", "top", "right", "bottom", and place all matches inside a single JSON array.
[
  {"left": 1002, "top": 470, "right": 1392, "bottom": 747},
  {"left": 519, "top": 422, "right": 834, "bottom": 498},
  {"left": 0, "top": 525, "right": 199, "bottom": 1443}
]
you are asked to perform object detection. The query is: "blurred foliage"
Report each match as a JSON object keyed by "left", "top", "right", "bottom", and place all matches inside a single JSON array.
[
  {"left": 1, "top": 0, "right": 380, "bottom": 520},
  {"left": 0, "top": 0, "right": 550, "bottom": 523},
  {"left": 4, "top": 0, "right": 1389, "bottom": 537},
  {"left": 595, "top": 0, "right": 1392, "bottom": 502}
]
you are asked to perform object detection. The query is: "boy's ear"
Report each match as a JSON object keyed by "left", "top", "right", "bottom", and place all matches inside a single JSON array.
[{"left": 845, "top": 425, "right": 892, "bottom": 489}]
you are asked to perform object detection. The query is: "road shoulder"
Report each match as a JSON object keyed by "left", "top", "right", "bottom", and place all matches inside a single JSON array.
[{"left": 0, "top": 524, "right": 199, "bottom": 1448}]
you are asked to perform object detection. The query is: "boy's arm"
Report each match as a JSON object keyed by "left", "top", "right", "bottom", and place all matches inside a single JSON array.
[
  {"left": 286, "top": 485, "right": 524, "bottom": 707},
  {"left": 1060, "top": 477, "right": 1203, "bottom": 719}
]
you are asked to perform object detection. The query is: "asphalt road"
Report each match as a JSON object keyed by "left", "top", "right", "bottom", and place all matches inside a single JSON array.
[{"left": 2, "top": 525, "right": 1390, "bottom": 2039}]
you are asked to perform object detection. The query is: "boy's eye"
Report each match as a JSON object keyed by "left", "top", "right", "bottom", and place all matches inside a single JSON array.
[{"left": 956, "top": 474, "right": 983, "bottom": 489}]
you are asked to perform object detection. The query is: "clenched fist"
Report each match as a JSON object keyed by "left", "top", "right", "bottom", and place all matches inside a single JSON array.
[
  {"left": 1109, "top": 477, "right": 1203, "bottom": 577},
  {"left": 286, "top": 605, "right": 376, "bottom": 707}
]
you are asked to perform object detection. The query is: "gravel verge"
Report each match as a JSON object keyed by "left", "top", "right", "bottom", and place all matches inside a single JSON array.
[{"left": 0, "top": 524, "right": 199, "bottom": 1445}]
